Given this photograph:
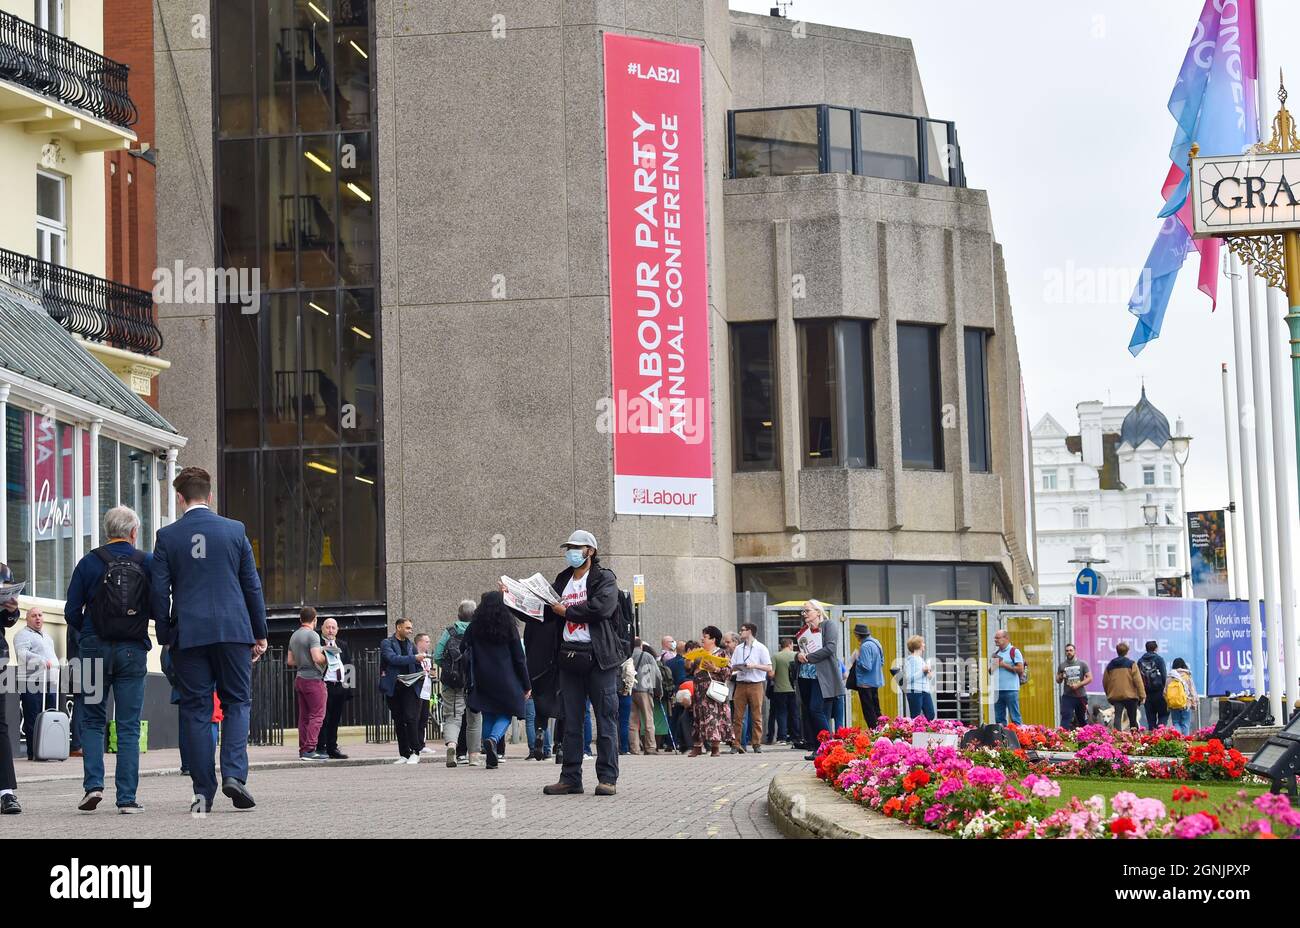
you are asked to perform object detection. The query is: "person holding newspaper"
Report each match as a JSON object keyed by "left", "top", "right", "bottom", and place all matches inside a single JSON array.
[{"left": 501, "top": 530, "right": 623, "bottom": 796}]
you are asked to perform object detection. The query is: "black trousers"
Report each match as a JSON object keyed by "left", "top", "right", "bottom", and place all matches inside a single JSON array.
[
  {"left": 1061, "top": 693, "right": 1088, "bottom": 730},
  {"left": 387, "top": 687, "right": 422, "bottom": 758},
  {"left": 797, "top": 677, "right": 818, "bottom": 748},
  {"left": 559, "top": 662, "right": 619, "bottom": 787},
  {"left": 0, "top": 692, "right": 15, "bottom": 791},
  {"left": 1144, "top": 694, "right": 1170, "bottom": 730},
  {"left": 1111, "top": 699, "right": 1140, "bottom": 730},
  {"left": 855, "top": 687, "right": 882, "bottom": 730},
  {"left": 320, "top": 682, "right": 347, "bottom": 753},
  {"left": 417, "top": 699, "right": 431, "bottom": 752}
]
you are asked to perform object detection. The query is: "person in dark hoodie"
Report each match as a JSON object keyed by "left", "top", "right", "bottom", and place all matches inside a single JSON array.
[
  {"left": 463, "top": 593, "right": 530, "bottom": 769},
  {"left": 0, "top": 563, "right": 21, "bottom": 814},
  {"left": 1136, "top": 640, "right": 1170, "bottom": 730},
  {"left": 1102, "top": 642, "right": 1145, "bottom": 731},
  {"left": 506, "top": 530, "right": 623, "bottom": 796}
]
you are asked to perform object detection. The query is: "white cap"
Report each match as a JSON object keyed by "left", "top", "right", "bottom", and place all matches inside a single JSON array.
[{"left": 562, "top": 530, "right": 598, "bottom": 550}]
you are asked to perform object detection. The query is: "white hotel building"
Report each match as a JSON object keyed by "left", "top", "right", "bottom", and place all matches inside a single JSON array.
[{"left": 1031, "top": 389, "right": 1190, "bottom": 604}]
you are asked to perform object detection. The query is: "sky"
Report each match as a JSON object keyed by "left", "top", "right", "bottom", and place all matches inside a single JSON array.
[{"left": 732, "top": 0, "right": 1300, "bottom": 559}]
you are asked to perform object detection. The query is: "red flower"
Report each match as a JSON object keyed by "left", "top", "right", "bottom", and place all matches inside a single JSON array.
[
  {"left": 903, "top": 769, "right": 932, "bottom": 792},
  {"left": 1172, "top": 786, "right": 1208, "bottom": 802},
  {"left": 1110, "top": 817, "right": 1137, "bottom": 836},
  {"left": 883, "top": 797, "right": 902, "bottom": 816}
]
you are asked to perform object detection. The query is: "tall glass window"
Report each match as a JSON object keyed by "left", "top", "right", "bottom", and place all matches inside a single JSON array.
[
  {"left": 730, "top": 323, "right": 778, "bottom": 471},
  {"left": 215, "top": 0, "right": 383, "bottom": 610},
  {"left": 858, "top": 111, "right": 920, "bottom": 181},
  {"left": 4, "top": 407, "right": 30, "bottom": 585},
  {"left": 897, "top": 324, "right": 943, "bottom": 470},
  {"left": 799, "top": 320, "right": 874, "bottom": 468},
  {"left": 827, "top": 107, "right": 853, "bottom": 173},
  {"left": 964, "top": 328, "right": 990, "bottom": 472}
]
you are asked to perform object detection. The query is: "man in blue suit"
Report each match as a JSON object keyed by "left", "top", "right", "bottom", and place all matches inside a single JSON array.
[{"left": 151, "top": 466, "right": 268, "bottom": 813}]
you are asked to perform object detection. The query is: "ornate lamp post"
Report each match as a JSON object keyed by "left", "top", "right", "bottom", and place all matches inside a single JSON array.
[
  {"left": 1143, "top": 501, "right": 1159, "bottom": 597},
  {"left": 1170, "top": 424, "right": 1193, "bottom": 597}
]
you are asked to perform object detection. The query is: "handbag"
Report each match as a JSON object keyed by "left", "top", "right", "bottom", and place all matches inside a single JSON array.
[
  {"left": 706, "top": 680, "right": 729, "bottom": 703},
  {"left": 847, "top": 660, "right": 860, "bottom": 690}
]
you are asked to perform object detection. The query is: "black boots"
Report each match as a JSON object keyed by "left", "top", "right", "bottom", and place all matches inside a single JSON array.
[{"left": 483, "top": 738, "right": 499, "bottom": 769}]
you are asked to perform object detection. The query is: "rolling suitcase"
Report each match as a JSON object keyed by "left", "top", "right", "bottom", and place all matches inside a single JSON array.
[{"left": 33, "top": 686, "right": 69, "bottom": 762}]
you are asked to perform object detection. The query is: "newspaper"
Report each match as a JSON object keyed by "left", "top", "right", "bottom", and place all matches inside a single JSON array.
[
  {"left": 501, "top": 573, "right": 560, "bottom": 621},
  {"left": 0, "top": 581, "right": 24, "bottom": 601}
]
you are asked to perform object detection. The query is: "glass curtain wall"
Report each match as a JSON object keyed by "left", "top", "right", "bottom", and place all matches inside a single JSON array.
[{"left": 214, "top": 0, "right": 383, "bottom": 609}]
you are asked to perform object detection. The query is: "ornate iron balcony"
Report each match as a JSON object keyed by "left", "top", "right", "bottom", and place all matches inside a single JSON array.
[
  {"left": 0, "top": 247, "right": 163, "bottom": 356},
  {"left": 0, "top": 10, "right": 138, "bottom": 129}
]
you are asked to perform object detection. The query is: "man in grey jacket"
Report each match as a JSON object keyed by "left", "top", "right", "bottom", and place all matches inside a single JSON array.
[
  {"left": 796, "top": 601, "right": 845, "bottom": 761},
  {"left": 15, "top": 606, "right": 59, "bottom": 762}
]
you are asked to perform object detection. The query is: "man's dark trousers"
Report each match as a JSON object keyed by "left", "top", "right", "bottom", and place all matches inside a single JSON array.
[
  {"left": 387, "top": 685, "right": 421, "bottom": 758},
  {"left": 1061, "top": 694, "right": 1088, "bottom": 729},
  {"left": 559, "top": 662, "right": 618, "bottom": 788},
  {"left": 1144, "top": 694, "right": 1169, "bottom": 730},
  {"left": 320, "top": 681, "right": 346, "bottom": 754},
  {"left": 855, "top": 687, "right": 882, "bottom": 730},
  {"left": 173, "top": 643, "right": 251, "bottom": 802}
]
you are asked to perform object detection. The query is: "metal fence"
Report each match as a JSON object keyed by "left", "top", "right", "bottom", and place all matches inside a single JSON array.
[{"left": 247, "top": 646, "right": 439, "bottom": 745}]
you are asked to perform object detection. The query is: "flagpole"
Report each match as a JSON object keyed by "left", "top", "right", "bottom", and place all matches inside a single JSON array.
[
  {"left": 1256, "top": 0, "right": 1292, "bottom": 719},
  {"left": 1231, "top": 256, "right": 1268, "bottom": 698},
  {"left": 1221, "top": 362, "right": 1244, "bottom": 598}
]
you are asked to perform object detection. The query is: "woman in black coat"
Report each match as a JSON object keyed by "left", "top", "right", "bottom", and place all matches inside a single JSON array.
[{"left": 465, "top": 592, "right": 531, "bottom": 769}]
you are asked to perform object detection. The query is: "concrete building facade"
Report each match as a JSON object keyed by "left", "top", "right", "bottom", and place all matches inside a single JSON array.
[{"left": 151, "top": 2, "right": 1037, "bottom": 647}]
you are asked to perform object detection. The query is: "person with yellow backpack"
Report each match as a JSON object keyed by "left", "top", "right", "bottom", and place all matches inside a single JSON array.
[{"left": 1165, "top": 657, "right": 1197, "bottom": 735}]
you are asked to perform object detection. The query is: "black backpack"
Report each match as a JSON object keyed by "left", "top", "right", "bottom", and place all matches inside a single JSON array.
[
  {"left": 439, "top": 624, "right": 469, "bottom": 690},
  {"left": 615, "top": 588, "right": 635, "bottom": 660},
  {"left": 90, "top": 547, "right": 149, "bottom": 642},
  {"left": 1138, "top": 654, "right": 1166, "bottom": 694}
]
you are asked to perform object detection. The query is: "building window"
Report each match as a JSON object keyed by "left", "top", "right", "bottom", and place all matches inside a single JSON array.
[
  {"left": 1072, "top": 506, "right": 1088, "bottom": 529},
  {"left": 1163, "top": 504, "right": 1174, "bottom": 524},
  {"left": 798, "top": 319, "right": 874, "bottom": 468},
  {"left": 1068, "top": 470, "right": 1075, "bottom": 489},
  {"left": 36, "top": 171, "right": 67, "bottom": 265},
  {"left": 1163, "top": 464, "right": 1173, "bottom": 484},
  {"left": 1143, "top": 465, "right": 1155, "bottom": 486},
  {"left": 858, "top": 111, "right": 921, "bottom": 181},
  {"left": 731, "top": 107, "right": 819, "bottom": 178},
  {"left": 1145, "top": 544, "right": 1155, "bottom": 569},
  {"left": 964, "top": 329, "right": 990, "bottom": 472},
  {"left": 4, "top": 406, "right": 30, "bottom": 586},
  {"left": 827, "top": 107, "right": 853, "bottom": 173},
  {"left": 1166, "top": 544, "right": 1177, "bottom": 569},
  {"left": 730, "top": 323, "right": 778, "bottom": 471},
  {"left": 1041, "top": 469, "right": 1057, "bottom": 490},
  {"left": 34, "top": 0, "right": 64, "bottom": 35},
  {"left": 1073, "top": 546, "right": 1091, "bottom": 562},
  {"left": 897, "top": 324, "right": 943, "bottom": 470}
]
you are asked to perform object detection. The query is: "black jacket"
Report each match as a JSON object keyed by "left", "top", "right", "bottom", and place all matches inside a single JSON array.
[
  {"left": 549, "top": 563, "right": 623, "bottom": 671},
  {"left": 465, "top": 621, "right": 530, "bottom": 718}
]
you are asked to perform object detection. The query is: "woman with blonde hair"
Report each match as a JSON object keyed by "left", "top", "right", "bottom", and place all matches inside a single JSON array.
[
  {"left": 795, "top": 599, "right": 844, "bottom": 759},
  {"left": 901, "top": 635, "right": 935, "bottom": 720}
]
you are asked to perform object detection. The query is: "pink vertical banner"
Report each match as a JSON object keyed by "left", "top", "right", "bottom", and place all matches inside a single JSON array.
[{"left": 602, "top": 33, "right": 714, "bottom": 516}]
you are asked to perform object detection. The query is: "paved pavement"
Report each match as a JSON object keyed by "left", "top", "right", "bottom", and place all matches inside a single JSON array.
[{"left": 3, "top": 743, "right": 808, "bottom": 838}]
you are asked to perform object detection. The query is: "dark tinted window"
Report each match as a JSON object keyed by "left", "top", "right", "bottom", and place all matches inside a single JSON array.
[
  {"left": 732, "top": 107, "right": 819, "bottom": 178},
  {"left": 964, "top": 329, "right": 990, "bottom": 472},
  {"left": 898, "top": 324, "right": 943, "bottom": 470},
  {"left": 731, "top": 324, "right": 778, "bottom": 471},
  {"left": 827, "top": 107, "right": 853, "bottom": 173}
]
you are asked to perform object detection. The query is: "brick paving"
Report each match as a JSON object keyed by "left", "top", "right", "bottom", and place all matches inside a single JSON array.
[{"left": 3, "top": 743, "right": 808, "bottom": 838}]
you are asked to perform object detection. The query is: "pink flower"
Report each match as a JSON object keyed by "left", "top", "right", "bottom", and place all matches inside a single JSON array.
[
  {"left": 968, "top": 766, "right": 1006, "bottom": 789},
  {"left": 923, "top": 803, "right": 950, "bottom": 824},
  {"left": 1254, "top": 793, "right": 1293, "bottom": 818},
  {"left": 1245, "top": 818, "right": 1273, "bottom": 835},
  {"left": 1173, "top": 812, "right": 1216, "bottom": 839},
  {"left": 935, "top": 777, "right": 965, "bottom": 800}
]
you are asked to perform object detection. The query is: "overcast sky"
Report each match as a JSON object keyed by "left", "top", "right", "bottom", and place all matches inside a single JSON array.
[{"left": 731, "top": 0, "right": 1300, "bottom": 553}]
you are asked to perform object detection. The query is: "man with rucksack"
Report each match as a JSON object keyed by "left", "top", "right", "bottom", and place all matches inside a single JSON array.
[
  {"left": 64, "top": 505, "right": 152, "bottom": 814},
  {"left": 1137, "top": 640, "right": 1170, "bottom": 730},
  {"left": 988, "top": 628, "right": 1025, "bottom": 725},
  {"left": 434, "top": 600, "right": 482, "bottom": 767}
]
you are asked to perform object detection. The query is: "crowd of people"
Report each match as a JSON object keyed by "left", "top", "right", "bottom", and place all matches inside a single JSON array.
[{"left": 0, "top": 465, "right": 1218, "bottom": 818}]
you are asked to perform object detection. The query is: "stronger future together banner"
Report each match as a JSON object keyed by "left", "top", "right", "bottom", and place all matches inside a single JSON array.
[{"left": 603, "top": 33, "right": 714, "bottom": 517}]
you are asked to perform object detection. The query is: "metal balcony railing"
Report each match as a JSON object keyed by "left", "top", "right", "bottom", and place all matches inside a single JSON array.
[
  {"left": 0, "top": 247, "right": 163, "bottom": 356},
  {"left": 0, "top": 9, "right": 138, "bottom": 129}
]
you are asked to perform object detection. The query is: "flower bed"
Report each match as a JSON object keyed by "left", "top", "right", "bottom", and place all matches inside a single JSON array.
[{"left": 813, "top": 724, "right": 1294, "bottom": 839}]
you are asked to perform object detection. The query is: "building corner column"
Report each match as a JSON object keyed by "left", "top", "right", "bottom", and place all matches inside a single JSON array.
[
  {"left": 774, "top": 220, "right": 801, "bottom": 531},
  {"left": 165, "top": 448, "right": 178, "bottom": 525}
]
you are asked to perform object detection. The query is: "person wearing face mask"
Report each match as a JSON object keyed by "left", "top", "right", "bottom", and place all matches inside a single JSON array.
[
  {"left": 0, "top": 563, "right": 22, "bottom": 813},
  {"left": 505, "top": 530, "right": 624, "bottom": 796}
]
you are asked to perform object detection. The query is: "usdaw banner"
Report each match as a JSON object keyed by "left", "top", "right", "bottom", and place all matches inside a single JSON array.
[{"left": 603, "top": 33, "right": 713, "bottom": 516}]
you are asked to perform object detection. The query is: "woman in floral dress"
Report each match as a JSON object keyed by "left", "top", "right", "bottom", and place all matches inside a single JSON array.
[{"left": 688, "top": 626, "right": 732, "bottom": 757}]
